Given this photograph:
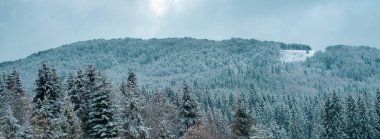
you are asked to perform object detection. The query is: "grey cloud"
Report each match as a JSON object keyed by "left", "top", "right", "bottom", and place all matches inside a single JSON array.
[{"left": 0, "top": 0, "right": 379, "bottom": 62}]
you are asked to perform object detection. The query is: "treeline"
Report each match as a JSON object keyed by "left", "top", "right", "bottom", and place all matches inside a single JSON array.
[
  {"left": 0, "top": 64, "right": 252, "bottom": 139},
  {"left": 1, "top": 64, "right": 380, "bottom": 139},
  {"left": 279, "top": 43, "right": 311, "bottom": 50}
]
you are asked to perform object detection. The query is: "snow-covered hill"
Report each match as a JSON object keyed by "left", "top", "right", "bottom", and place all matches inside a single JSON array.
[{"left": 280, "top": 50, "right": 316, "bottom": 62}]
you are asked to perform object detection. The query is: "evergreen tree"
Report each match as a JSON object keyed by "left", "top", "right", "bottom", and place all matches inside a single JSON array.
[
  {"left": 357, "top": 95, "right": 373, "bottom": 139},
  {"left": 6, "top": 68, "right": 30, "bottom": 126},
  {"left": 231, "top": 98, "right": 254, "bottom": 139},
  {"left": 72, "top": 69, "right": 86, "bottom": 111},
  {"left": 88, "top": 73, "right": 118, "bottom": 138},
  {"left": 30, "top": 64, "right": 64, "bottom": 139},
  {"left": 0, "top": 83, "right": 20, "bottom": 139},
  {"left": 321, "top": 91, "right": 344, "bottom": 139},
  {"left": 78, "top": 65, "right": 97, "bottom": 137},
  {"left": 178, "top": 82, "right": 201, "bottom": 136},
  {"left": 375, "top": 89, "right": 380, "bottom": 138},
  {"left": 33, "top": 64, "right": 63, "bottom": 117},
  {"left": 59, "top": 92, "right": 83, "bottom": 139},
  {"left": 30, "top": 100, "right": 56, "bottom": 139},
  {"left": 345, "top": 95, "right": 359, "bottom": 139},
  {"left": 122, "top": 71, "right": 149, "bottom": 139}
]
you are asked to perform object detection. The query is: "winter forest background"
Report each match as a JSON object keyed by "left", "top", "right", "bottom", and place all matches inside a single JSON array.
[{"left": 1, "top": 38, "right": 380, "bottom": 138}]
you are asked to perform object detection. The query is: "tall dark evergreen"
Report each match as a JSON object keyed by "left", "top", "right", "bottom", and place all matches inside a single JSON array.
[
  {"left": 0, "top": 77, "right": 20, "bottom": 139},
  {"left": 321, "top": 91, "right": 344, "bottom": 139},
  {"left": 30, "top": 64, "right": 63, "bottom": 138},
  {"left": 5, "top": 68, "right": 30, "bottom": 127},
  {"left": 345, "top": 95, "right": 359, "bottom": 139},
  {"left": 88, "top": 73, "right": 118, "bottom": 138},
  {"left": 78, "top": 65, "right": 97, "bottom": 137},
  {"left": 60, "top": 92, "right": 83, "bottom": 139},
  {"left": 178, "top": 82, "right": 201, "bottom": 136},
  {"left": 122, "top": 71, "right": 149, "bottom": 139},
  {"left": 357, "top": 95, "right": 373, "bottom": 139},
  {"left": 231, "top": 98, "right": 254, "bottom": 139}
]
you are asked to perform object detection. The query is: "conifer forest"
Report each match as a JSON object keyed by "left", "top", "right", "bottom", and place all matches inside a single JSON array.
[{"left": 1, "top": 38, "right": 380, "bottom": 139}]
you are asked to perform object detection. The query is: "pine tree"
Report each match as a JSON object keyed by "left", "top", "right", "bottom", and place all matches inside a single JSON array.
[
  {"left": 0, "top": 105, "right": 20, "bottom": 139},
  {"left": 6, "top": 68, "right": 30, "bottom": 126},
  {"left": 78, "top": 65, "right": 97, "bottom": 137},
  {"left": 375, "top": 89, "right": 380, "bottom": 138},
  {"left": 122, "top": 71, "right": 149, "bottom": 139},
  {"left": 178, "top": 82, "right": 201, "bottom": 136},
  {"left": 231, "top": 97, "right": 254, "bottom": 139},
  {"left": 66, "top": 72, "right": 78, "bottom": 110},
  {"left": 33, "top": 64, "right": 63, "bottom": 117},
  {"left": 30, "top": 64, "right": 65, "bottom": 138},
  {"left": 0, "top": 83, "right": 20, "bottom": 139},
  {"left": 88, "top": 73, "right": 118, "bottom": 138},
  {"left": 126, "top": 71, "right": 145, "bottom": 106},
  {"left": 345, "top": 95, "right": 359, "bottom": 139},
  {"left": 321, "top": 91, "right": 344, "bottom": 139},
  {"left": 357, "top": 95, "right": 373, "bottom": 139},
  {"left": 59, "top": 92, "right": 83, "bottom": 139},
  {"left": 30, "top": 100, "right": 56, "bottom": 139}
]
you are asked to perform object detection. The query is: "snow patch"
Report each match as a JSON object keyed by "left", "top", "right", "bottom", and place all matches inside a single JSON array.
[{"left": 280, "top": 50, "right": 316, "bottom": 62}]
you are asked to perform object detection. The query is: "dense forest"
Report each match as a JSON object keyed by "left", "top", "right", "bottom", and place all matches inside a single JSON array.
[{"left": 1, "top": 38, "right": 380, "bottom": 138}]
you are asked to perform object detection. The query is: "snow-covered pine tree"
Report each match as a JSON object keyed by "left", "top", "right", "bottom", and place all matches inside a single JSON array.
[
  {"left": 357, "top": 95, "right": 373, "bottom": 139},
  {"left": 321, "top": 91, "right": 344, "bottom": 139},
  {"left": 33, "top": 64, "right": 63, "bottom": 117},
  {"left": 345, "top": 95, "right": 359, "bottom": 139},
  {"left": 78, "top": 65, "right": 97, "bottom": 137},
  {"left": 231, "top": 97, "right": 254, "bottom": 139},
  {"left": 88, "top": 73, "right": 118, "bottom": 138},
  {"left": 59, "top": 91, "right": 83, "bottom": 139},
  {"left": 30, "top": 64, "right": 64, "bottom": 138},
  {"left": 6, "top": 68, "right": 30, "bottom": 126},
  {"left": 375, "top": 89, "right": 380, "bottom": 138},
  {"left": 122, "top": 71, "right": 149, "bottom": 139},
  {"left": 0, "top": 81, "right": 20, "bottom": 139},
  {"left": 0, "top": 104, "right": 20, "bottom": 139},
  {"left": 178, "top": 82, "right": 201, "bottom": 136},
  {"left": 66, "top": 72, "right": 78, "bottom": 110},
  {"left": 72, "top": 69, "right": 86, "bottom": 111},
  {"left": 126, "top": 71, "right": 145, "bottom": 107},
  {"left": 30, "top": 99, "right": 56, "bottom": 139}
]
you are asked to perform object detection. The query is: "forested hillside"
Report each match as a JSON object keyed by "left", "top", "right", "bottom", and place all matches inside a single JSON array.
[{"left": 1, "top": 38, "right": 380, "bottom": 139}]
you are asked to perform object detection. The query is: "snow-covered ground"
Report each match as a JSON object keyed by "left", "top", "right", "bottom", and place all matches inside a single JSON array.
[{"left": 280, "top": 50, "right": 316, "bottom": 62}]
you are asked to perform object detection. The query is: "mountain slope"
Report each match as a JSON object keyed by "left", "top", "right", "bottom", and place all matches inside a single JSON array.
[{"left": 1, "top": 37, "right": 379, "bottom": 95}]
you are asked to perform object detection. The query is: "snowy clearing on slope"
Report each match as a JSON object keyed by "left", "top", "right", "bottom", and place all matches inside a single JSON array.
[{"left": 280, "top": 50, "right": 316, "bottom": 62}]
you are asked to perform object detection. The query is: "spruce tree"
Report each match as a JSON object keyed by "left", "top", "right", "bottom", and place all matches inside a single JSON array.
[
  {"left": 231, "top": 97, "right": 254, "bottom": 139},
  {"left": 30, "top": 100, "right": 56, "bottom": 139},
  {"left": 78, "top": 65, "right": 97, "bottom": 137},
  {"left": 345, "top": 95, "right": 359, "bottom": 139},
  {"left": 88, "top": 73, "right": 118, "bottom": 138},
  {"left": 6, "top": 68, "right": 30, "bottom": 126},
  {"left": 122, "top": 71, "right": 149, "bottom": 139},
  {"left": 0, "top": 82, "right": 20, "bottom": 139},
  {"left": 60, "top": 92, "right": 83, "bottom": 139},
  {"left": 178, "top": 82, "right": 201, "bottom": 136},
  {"left": 33, "top": 64, "right": 63, "bottom": 117},
  {"left": 30, "top": 64, "right": 64, "bottom": 139},
  {"left": 357, "top": 95, "right": 373, "bottom": 139},
  {"left": 321, "top": 91, "right": 344, "bottom": 139},
  {"left": 72, "top": 69, "right": 86, "bottom": 111}
]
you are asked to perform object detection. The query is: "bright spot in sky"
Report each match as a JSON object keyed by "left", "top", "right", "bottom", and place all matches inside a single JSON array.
[{"left": 150, "top": 0, "right": 170, "bottom": 16}]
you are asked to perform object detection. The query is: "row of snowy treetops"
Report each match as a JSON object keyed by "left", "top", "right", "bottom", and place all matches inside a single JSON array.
[{"left": 1, "top": 63, "right": 380, "bottom": 139}]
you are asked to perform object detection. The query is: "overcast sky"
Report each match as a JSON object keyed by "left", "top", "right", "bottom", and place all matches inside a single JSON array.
[{"left": 1, "top": 0, "right": 379, "bottom": 62}]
